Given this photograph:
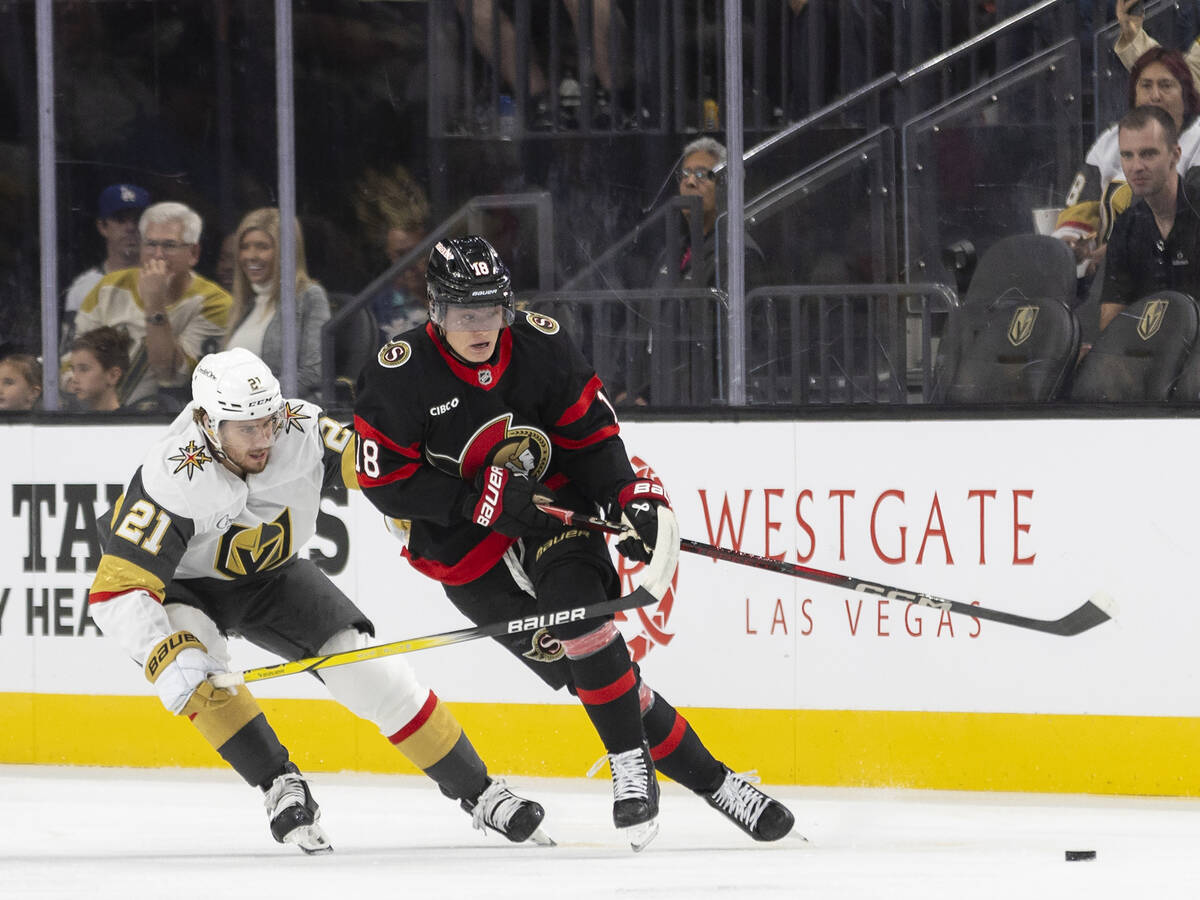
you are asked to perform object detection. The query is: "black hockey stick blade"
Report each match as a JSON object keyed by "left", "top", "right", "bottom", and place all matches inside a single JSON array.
[
  {"left": 210, "top": 510, "right": 680, "bottom": 688},
  {"left": 537, "top": 503, "right": 1116, "bottom": 638}
]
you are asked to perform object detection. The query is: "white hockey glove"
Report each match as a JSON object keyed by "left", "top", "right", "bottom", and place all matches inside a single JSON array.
[{"left": 144, "top": 631, "right": 235, "bottom": 716}]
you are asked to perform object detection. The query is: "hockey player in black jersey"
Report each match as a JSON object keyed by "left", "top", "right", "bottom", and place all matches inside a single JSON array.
[
  {"left": 353, "top": 235, "right": 795, "bottom": 850},
  {"left": 89, "top": 347, "right": 547, "bottom": 852}
]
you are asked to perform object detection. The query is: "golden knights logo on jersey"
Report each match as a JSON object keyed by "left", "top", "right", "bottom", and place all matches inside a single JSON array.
[
  {"left": 214, "top": 509, "right": 293, "bottom": 578},
  {"left": 168, "top": 440, "right": 212, "bottom": 480}
]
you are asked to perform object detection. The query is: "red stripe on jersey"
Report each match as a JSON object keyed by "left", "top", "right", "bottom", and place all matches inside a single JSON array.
[
  {"left": 356, "top": 462, "right": 421, "bottom": 487},
  {"left": 353, "top": 416, "right": 420, "bottom": 458},
  {"left": 388, "top": 690, "right": 438, "bottom": 744},
  {"left": 88, "top": 589, "right": 164, "bottom": 606},
  {"left": 575, "top": 668, "right": 637, "bottom": 706},
  {"left": 430, "top": 324, "right": 513, "bottom": 390},
  {"left": 555, "top": 375, "right": 605, "bottom": 426},
  {"left": 551, "top": 423, "right": 620, "bottom": 449},
  {"left": 403, "top": 531, "right": 516, "bottom": 586},
  {"left": 649, "top": 712, "right": 687, "bottom": 761}
]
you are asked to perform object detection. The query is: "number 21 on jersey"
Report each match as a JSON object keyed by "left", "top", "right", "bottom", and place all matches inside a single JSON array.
[{"left": 115, "top": 499, "right": 172, "bottom": 554}]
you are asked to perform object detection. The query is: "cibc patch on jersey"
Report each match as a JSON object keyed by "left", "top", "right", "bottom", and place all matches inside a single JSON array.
[
  {"left": 428, "top": 412, "right": 552, "bottom": 481},
  {"left": 524, "top": 311, "right": 559, "bottom": 335},
  {"left": 378, "top": 339, "right": 413, "bottom": 369}
]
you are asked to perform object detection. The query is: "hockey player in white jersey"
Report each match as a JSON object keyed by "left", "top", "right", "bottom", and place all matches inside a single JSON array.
[{"left": 88, "top": 348, "right": 546, "bottom": 853}]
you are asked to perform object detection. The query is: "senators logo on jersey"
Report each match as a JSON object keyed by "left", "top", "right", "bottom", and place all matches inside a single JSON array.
[
  {"left": 378, "top": 339, "right": 412, "bottom": 368},
  {"left": 214, "top": 509, "right": 293, "bottom": 578},
  {"left": 428, "top": 412, "right": 552, "bottom": 481}
]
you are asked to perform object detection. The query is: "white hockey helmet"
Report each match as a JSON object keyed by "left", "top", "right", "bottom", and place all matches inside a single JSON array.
[{"left": 191, "top": 348, "right": 284, "bottom": 456}]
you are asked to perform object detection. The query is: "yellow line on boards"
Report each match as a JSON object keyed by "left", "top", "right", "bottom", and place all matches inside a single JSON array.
[{"left": 3, "top": 693, "right": 1199, "bottom": 796}]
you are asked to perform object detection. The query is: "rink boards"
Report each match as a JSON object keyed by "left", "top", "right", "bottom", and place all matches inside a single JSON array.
[{"left": 2, "top": 416, "right": 1199, "bottom": 795}]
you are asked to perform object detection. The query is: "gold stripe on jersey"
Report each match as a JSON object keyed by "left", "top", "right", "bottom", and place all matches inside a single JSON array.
[
  {"left": 90, "top": 555, "right": 167, "bottom": 604},
  {"left": 391, "top": 700, "right": 464, "bottom": 770},
  {"left": 339, "top": 441, "right": 358, "bottom": 491},
  {"left": 192, "top": 688, "right": 266, "bottom": 748}
]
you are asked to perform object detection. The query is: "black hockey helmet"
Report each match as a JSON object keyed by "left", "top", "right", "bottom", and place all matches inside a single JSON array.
[{"left": 426, "top": 235, "right": 516, "bottom": 328}]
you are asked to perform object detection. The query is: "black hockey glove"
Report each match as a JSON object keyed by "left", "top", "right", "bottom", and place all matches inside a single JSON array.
[
  {"left": 463, "top": 465, "right": 558, "bottom": 537},
  {"left": 615, "top": 478, "right": 671, "bottom": 563}
]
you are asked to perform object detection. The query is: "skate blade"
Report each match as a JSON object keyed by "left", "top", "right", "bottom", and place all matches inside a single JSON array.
[
  {"left": 286, "top": 824, "right": 333, "bottom": 854},
  {"left": 624, "top": 818, "right": 659, "bottom": 852},
  {"left": 528, "top": 827, "right": 557, "bottom": 847}
]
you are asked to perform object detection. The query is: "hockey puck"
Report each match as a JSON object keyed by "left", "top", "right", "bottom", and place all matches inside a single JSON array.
[{"left": 1065, "top": 850, "right": 1096, "bottom": 861}]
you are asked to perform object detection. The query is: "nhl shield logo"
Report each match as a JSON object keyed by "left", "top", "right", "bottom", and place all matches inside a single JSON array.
[
  {"left": 477, "top": 368, "right": 493, "bottom": 386},
  {"left": 1007, "top": 306, "right": 1039, "bottom": 347},
  {"left": 1138, "top": 299, "right": 1168, "bottom": 341}
]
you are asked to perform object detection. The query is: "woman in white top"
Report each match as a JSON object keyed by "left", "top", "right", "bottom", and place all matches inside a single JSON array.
[
  {"left": 1057, "top": 47, "right": 1200, "bottom": 271},
  {"left": 224, "top": 207, "right": 330, "bottom": 399}
]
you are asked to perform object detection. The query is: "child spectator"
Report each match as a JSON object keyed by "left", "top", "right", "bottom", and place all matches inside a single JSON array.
[
  {"left": 0, "top": 353, "right": 43, "bottom": 411},
  {"left": 69, "top": 326, "right": 133, "bottom": 412}
]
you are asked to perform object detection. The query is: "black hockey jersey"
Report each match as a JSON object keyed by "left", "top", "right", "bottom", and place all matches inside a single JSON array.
[{"left": 353, "top": 314, "right": 637, "bottom": 585}]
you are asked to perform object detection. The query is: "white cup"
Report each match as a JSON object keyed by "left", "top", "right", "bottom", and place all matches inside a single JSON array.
[{"left": 1032, "top": 207, "right": 1063, "bottom": 235}]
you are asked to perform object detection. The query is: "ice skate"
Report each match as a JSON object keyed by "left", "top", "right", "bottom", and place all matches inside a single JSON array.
[
  {"left": 462, "top": 777, "right": 553, "bottom": 845},
  {"left": 703, "top": 766, "right": 796, "bottom": 842},
  {"left": 589, "top": 742, "right": 660, "bottom": 851},
  {"left": 263, "top": 762, "right": 332, "bottom": 854}
]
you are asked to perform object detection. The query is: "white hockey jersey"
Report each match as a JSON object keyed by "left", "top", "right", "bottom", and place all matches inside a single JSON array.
[{"left": 88, "top": 399, "right": 356, "bottom": 660}]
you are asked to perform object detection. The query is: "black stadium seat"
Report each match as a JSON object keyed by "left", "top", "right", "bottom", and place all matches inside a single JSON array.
[
  {"left": 932, "top": 235, "right": 1080, "bottom": 402},
  {"left": 1070, "top": 291, "right": 1199, "bottom": 402}
]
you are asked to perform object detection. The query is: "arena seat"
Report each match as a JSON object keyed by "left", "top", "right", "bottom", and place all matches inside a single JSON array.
[
  {"left": 1070, "top": 291, "right": 1199, "bottom": 402},
  {"left": 932, "top": 235, "right": 1080, "bottom": 402}
]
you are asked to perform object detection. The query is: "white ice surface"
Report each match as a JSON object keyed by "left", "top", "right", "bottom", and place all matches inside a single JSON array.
[{"left": 4, "top": 765, "right": 1200, "bottom": 899}]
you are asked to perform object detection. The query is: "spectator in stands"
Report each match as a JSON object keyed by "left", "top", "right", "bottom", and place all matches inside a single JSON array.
[
  {"left": 224, "top": 207, "right": 330, "bottom": 400},
  {"left": 454, "top": 0, "right": 627, "bottom": 129},
  {"left": 1055, "top": 45, "right": 1200, "bottom": 278},
  {"left": 62, "top": 183, "right": 150, "bottom": 348},
  {"left": 354, "top": 165, "right": 431, "bottom": 338},
  {"left": 649, "top": 136, "right": 764, "bottom": 289},
  {"left": 0, "top": 353, "right": 43, "bottom": 411},
  {"left": 1099, "top": 105, "right": 1200, "bottom": 330},
  {"left": 1113, "top": 0, "right": 1200, "bottom": 96},
  {"left": 75, "top": 201, "right": 231, "bottom": 407},
  {"left": 67, "top": 325, "right": 132, "bottom": 412}
]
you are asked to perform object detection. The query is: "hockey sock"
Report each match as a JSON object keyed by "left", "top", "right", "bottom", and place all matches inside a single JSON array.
[
  {"left": 384, "top": 690, "right": 489, "bottom": 801},
  {"left": 190, "top": 687, "right": 290, "bottom": 789},
  {"left": 639, "top": 687, "right": 725, "bottom": 794},
  {"left": 561, "top": 620, "right": 645, "bottom": 753}
]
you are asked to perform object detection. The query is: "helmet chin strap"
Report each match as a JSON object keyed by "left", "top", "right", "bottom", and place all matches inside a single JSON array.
[{"left": 194, "top": 408, "right": 245, "bottom": 476}]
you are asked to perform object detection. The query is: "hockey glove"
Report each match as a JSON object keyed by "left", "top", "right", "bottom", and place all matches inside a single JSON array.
[
  {"left": 144, "top": 630, "right": 235, "bottom": 716},
  {"left": 615, "top": 479, "right": 672, "bottom": 563},
  {"left": 463, "top": 465, "right": 558, "bottom": 537}
]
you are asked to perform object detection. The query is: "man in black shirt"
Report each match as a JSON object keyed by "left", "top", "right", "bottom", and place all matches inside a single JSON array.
[{"left": 1100, "top": 104, "right": 1200, "bottom": 330}]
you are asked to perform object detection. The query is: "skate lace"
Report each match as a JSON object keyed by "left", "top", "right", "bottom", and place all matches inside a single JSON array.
[
  {"left": 471, "top": 779, "right": 524, "bottom": 833},
  {"left": 710, "top": 770, "right": 770, "bottom": 830},
  {"left": 587, "top": 747, "right": 649, "bottom": 802},
  {"left": 263, "top": 771, "right": 307, "bottom": 819}
]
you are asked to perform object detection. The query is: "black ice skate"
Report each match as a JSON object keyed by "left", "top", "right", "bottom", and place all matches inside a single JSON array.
[
  {"left": 703, "top": 766, "right": 796, "bottom": 842},
  {"left": 589, "top": 741, "right": 660, "bottom": 851},
  {"left": 263, "top": 762, "right": 332, "bottom": 854},
  {"left": 462, "top": 777, "right": 554, "bottom": 845}
]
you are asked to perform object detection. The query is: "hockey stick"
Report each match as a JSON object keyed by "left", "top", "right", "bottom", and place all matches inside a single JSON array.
[
  {"left": 209, "top": 508, "right": 681, "bottom": 688},
  {"left": 538, "top": 503, "right": 1116, "bottom": 637}
]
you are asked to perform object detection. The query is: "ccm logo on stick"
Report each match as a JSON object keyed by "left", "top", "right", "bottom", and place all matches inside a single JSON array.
[{"left": 507, "top": 607, "right": 587, "bottom": 633}]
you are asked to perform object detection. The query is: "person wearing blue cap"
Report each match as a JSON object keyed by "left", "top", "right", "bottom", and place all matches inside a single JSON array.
[{"left": 62, "top": 184, "right": 151, "bottom": 347}]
